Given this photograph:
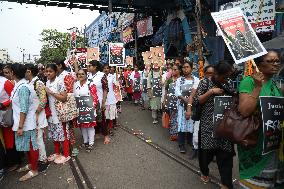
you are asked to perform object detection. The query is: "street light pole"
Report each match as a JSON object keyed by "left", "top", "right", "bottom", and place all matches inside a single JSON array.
[{"left": 22, "top": 48, "right": 25, "bottom": 64}]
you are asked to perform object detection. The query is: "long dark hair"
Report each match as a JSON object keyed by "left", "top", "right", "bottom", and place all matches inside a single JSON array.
[{"left": 11, "top": 63, "right": 27, "bottom": 80}]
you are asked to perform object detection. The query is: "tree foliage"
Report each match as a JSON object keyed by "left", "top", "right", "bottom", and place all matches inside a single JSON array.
[{"left": 37, "top": 29, "right": 84, "bottom": 65}]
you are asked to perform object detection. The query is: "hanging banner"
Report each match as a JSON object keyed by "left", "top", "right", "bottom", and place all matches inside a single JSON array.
[
  {"left": 125, "top": 56, "right": 134, "bottom": 66},
  {"left": 75, "top": 96, "right": 96, "bottom": 124},
  {"left": 220, "top": 0, "right": 275, "bottom": 33},
  {"left": 211, "top": 7, "right": 267, "bottom": 64},
  {"left": 122, "top": 27, "right": 134, "bottom": 44},
  {"left": 150, "top": 46, "right": 166, "bottom": 67},
  {"left": 70, "top": 27, "right": 77, "bottom": 49},
  {"left": 137, "top": 16, "right": 153, "bottom": 38},
  {"left": 109, "top": 43, "right": 125, "bottom": 67},
  {"left": 260, "top": 96, "right": 284, "bottom": 155},
  {"left": 277, "top": 0, "right": 284, "bottom": 12},
  {"left": 74, "top": 48, "right": 87, "bottom": 69},
  {"left": 87, "top": 47, "right": 100, "bottom": 63}
]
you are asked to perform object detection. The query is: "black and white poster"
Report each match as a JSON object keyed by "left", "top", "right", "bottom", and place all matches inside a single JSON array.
[
  {"left": 76, "top": 96, "right": 96, "bottom": 124},
  {"left": 213, "top": 96, "right": 233, "bottom": 125},
  {"left": 260, "top": 96, "right": 284, "bottom": 155}
]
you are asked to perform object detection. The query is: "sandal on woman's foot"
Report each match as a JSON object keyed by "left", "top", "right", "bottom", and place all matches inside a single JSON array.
[
  {"left": 17, "top": 164, "right": 30, "bottom": 173},
  {"left": 71, "top": 148, "right": 79, "bottom": 157},
  {"left": 201, "top": 175, "right": 209, "bottom": 183},
  {"left": 54, "top": 156, "right": 71, "bottom": 164},
  {"left": 19, "top": 171, "right": 38, "bottom": 182},
  {"left": 86, "top": 145, "right": 94, "bottom": 153},
  {"left": 104, "top": 136, "right": 110, "bottom": 145},
  {"left": 47, "top": 154, "right": 60, "bottom": 162}
]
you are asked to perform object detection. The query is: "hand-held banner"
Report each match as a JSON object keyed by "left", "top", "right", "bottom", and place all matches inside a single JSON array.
[
  {"left": 75, "top": 96, "right": 96, "bottom": 124},
  {"left": 211, "top": 7, "right": 267, "bottom": 64},
  {"left": 109, "top": 43, "right": 125, "bottom": 67},
  {"left": 260, "top": 96, "right": 284, "bottom": 155},
  {"left": 213, "top": 96, "right": 233, "bottom": 126}
]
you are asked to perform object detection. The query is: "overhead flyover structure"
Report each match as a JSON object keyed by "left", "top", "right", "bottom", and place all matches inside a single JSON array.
[{"left": 1, "top": 0, "right": 177, "bottom": 13}]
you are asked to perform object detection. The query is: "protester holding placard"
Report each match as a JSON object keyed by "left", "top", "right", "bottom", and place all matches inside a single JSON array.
[
  {"left": 74, "top": 69, "right": 98, "bottom": 153},
  {"left": 238, "top": 51, "right": 283, "bottom": 189},
  {"left": 194, "top": 62, "right": 235, "bottom": 189},
  {"left": 175, "top": 60, "right": 199, "bottom": 154},
  {"left": 87, "top": 60, "right": 110, "bottom": 145}
]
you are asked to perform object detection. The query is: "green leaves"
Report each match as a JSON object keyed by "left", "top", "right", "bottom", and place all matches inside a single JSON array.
[{"left": 37, "top": 29, "right": 84, "bottom": 65}]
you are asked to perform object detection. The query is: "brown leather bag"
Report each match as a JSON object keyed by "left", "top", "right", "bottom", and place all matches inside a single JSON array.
[{"left": 214, "top": 96, "right": 260, "bottom": 148}]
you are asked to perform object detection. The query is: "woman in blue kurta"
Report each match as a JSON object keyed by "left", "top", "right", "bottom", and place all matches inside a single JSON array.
[{"left": 175, "top": 60, "right": 199, "bottom": 153}]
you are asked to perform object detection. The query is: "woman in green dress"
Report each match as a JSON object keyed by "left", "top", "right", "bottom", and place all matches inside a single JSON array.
[{"left": 238, "top": 50, "right": 283, "bottom": 189}]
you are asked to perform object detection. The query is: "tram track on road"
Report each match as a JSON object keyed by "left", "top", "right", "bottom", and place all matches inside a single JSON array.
[
  {"left": 118, "top": 124, "right": 223, "bottom": 187},
  {"left": 69, "top": 156, "right": 95, "bottom": 189}
]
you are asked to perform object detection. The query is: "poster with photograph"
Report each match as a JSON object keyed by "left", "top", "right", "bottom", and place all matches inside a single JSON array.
[
  {"left": 211, "top": 7, "right": 267, "bottom": 64},
  {"left": 109, "top": 43, "right": 125, "bottom": 67},
  {"left": 70, "top": 27, "right": 77, "bottom": 49},
  {"left": 220, "top": 0, "right": 275, "bottom": 33},
  {"left": 137, "top": 16, "right": 153, "bottom": 38},
  {"left": 150, "top": 46, "right": 166, "bottom": 67},
  {"left": 260, "top": 96, "right": 284, "bottom": 155},
  {"left": 87, "top": 47, "right": 100, "bottom": 63},
  {"left": 122, "top": 27, "right": 134, "bottom": 44},
  {"left": 75, "top": 48, "right": 87, "bottom": 69},
  {"left": 125, "top": 56, "right": 134, "bottom": 66}
]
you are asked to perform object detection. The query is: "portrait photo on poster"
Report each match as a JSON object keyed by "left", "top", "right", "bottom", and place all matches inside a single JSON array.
[{"left": 211, "top": 7, "right": 267, "bottom": 64}]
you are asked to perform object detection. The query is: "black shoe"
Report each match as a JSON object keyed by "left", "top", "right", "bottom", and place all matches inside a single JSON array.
[
  {"left": 86, "top": 145, "right": 94, "bottom": 153},
  {"left": 179, "top": 145, "right": 186, "bottom": 154},
  {"left": 38, "top": 161, "right": 50, "bottom": 173},
  {"left": 189, "top": 149, "right": 198, "bottom": 160},
  {"left": 0, "top": 169, "right": 4, "bottom": 182}
]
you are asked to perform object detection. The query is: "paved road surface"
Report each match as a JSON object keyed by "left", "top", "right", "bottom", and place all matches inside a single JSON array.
[{"left": 2, "top": 102, "right": 229, "bottom": 189}]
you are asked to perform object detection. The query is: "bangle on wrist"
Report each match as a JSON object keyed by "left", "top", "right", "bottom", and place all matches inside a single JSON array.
[
  {"left": 187, "top": 103, "right": 192, "bottom": 107},
  {"left": 248, "top": 94, "right": 258, "bottom": 100}
]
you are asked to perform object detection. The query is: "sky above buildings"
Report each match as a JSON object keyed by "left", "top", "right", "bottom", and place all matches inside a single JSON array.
[{"left": 0, "top": 1, "right": 99, "bottom": 62}]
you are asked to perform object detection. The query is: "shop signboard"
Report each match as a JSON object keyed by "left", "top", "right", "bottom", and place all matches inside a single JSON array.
[
  {"left": 220, "top": 0, "right": 275, "bottom": 33},
  {"left": 109, "top": 43, "right": 125, "bottom": 67},
  {"left": 260, "top": 96, "right": 284, "bottom": 155},
  {"left": 211, "top": 7, "right": 267, "bottom": 64},
  {"left": 87, "top": 47, "right": 100, "bottom": 63}
]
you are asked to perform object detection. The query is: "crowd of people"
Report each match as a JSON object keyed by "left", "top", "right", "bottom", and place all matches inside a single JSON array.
[{"left": 0, "top": 50, "right": 283, "bottom": 189}]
